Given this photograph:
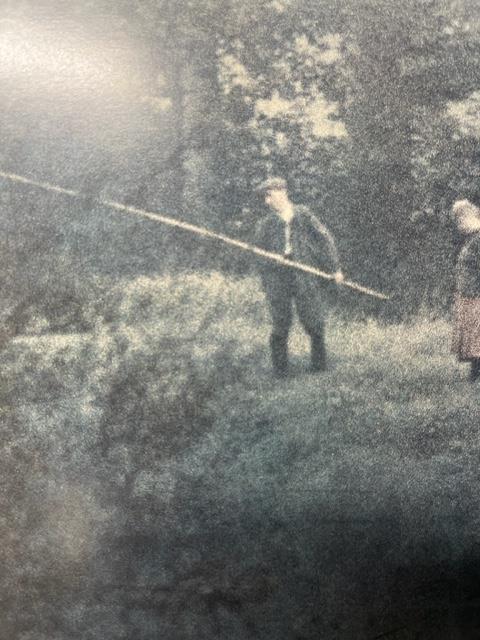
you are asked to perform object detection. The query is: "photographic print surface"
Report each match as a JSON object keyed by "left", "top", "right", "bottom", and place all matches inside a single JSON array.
[{"left": 2, "top": 1, "right": 480, "bottom": 638}]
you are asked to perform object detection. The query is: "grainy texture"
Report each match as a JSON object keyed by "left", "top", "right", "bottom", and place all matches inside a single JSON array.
[
  {"left": 3, "top": 1, "right": 480, "bottom": 638},
  {"left": 1, "top": 275, "right": 480, "bottom": 638}
]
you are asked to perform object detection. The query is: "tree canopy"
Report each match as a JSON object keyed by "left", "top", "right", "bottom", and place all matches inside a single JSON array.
[{"left": 2, "top": 0, "right": 480, "bottom": 310}]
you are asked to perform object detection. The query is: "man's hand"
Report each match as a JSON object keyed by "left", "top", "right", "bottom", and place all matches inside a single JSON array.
[{"left": 333, "top": 271, "right": 345, "bottom": 285}]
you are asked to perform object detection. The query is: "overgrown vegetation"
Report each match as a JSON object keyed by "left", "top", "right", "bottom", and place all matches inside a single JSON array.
[
  {"left": 3, "top": 2, "right": 480, "bottom": 637},
  {"left": 2, "top": 274, "right": 480, "bottom": 639}
]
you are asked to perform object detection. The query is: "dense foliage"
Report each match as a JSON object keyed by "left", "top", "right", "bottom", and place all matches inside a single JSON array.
[
  {"left": 4, "top": 4, "right": 480, "bottom": 638},
  {"left": 2, "top": 0, "right": 480, "bottom": 313}
]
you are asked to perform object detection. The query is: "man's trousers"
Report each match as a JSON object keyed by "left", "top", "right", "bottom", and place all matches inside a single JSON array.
[{"left": 262, "top": 268, "right": 328, "bottom": 376}]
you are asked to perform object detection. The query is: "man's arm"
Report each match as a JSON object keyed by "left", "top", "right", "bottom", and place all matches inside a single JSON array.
[{"left": 306, "top": 212, "right": 344, "bottom": 282}]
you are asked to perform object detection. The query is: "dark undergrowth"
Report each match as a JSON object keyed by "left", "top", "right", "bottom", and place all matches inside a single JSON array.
[{"left": 1, "top": 273, "right": 480, "bottom": 639}]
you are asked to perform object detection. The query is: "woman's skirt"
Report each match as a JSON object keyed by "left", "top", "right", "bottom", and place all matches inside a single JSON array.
[{"left": 452, "top": 296, "right": 480, "bottom": 361}]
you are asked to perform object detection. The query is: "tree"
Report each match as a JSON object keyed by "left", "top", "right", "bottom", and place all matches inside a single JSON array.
[{"left": 339, "top": 0, "right": 480, "bottom": 305}]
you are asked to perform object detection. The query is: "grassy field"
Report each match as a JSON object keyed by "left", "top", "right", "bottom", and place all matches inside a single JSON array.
[{"left": 2, "top": 273, "right": 480, "bottom": 639}]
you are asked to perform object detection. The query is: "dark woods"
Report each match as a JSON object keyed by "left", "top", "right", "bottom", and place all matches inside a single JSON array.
[{"left": 2, "top": 0, "right": 480, "bottom": 320}]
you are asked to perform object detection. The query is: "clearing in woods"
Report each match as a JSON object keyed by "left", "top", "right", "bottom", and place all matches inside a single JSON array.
[{"left": 2, "top": 273, "right": 480, "bottom": 639}]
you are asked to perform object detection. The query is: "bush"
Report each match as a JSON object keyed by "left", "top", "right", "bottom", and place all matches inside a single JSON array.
[{"left": 0, "top": 272, "right": 265, "bottom": 639}]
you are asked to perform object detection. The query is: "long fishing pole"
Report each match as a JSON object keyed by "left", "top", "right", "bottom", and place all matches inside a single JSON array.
[{"left": 0, "top": 170, "right": 390, "bottom": 300}]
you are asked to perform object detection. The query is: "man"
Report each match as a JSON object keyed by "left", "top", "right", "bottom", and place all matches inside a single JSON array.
[{"left": 254, "top": 177, "right": 344, "bottom": 378}]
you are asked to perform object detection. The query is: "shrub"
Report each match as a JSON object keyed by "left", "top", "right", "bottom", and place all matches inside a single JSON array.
[{"left": 0, "top": 272, "right": 264, "bottom": 639}]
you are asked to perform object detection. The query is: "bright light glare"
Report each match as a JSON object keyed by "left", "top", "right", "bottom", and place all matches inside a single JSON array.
[
  {"left": 0, "top": 21, "right": 143, "bottom": 99},
  {"left": 0, "top": 19, "right": 157, "bottom": 152}
]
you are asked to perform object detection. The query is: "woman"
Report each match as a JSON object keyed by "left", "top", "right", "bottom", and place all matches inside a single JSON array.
[{"left": 452, "top": 199, "right": 480, "bottom": 381}]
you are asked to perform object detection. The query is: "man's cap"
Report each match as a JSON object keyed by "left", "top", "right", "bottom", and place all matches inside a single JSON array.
[{"left": 254, "top": 176, "right": 288, "bottom": 195}]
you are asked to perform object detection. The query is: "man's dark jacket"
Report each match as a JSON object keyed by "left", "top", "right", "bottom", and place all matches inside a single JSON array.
[{"left": 254, "top": 205, "right": 341, "bottom": 322}]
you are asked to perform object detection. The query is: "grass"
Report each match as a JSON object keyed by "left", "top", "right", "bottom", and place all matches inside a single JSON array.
[{"left": 2, "top": 272, "right": 480, "bottom": 639}]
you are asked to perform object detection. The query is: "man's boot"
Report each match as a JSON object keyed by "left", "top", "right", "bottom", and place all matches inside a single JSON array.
[
  {"left": 270, "top": 333, "right": 289, "bottom": 378},
  {"left": 310, "top": 332, "right": 326, "bottom": 372},
  {"left": 470, "top": 359, "right": 480, "bottom": 382}
]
